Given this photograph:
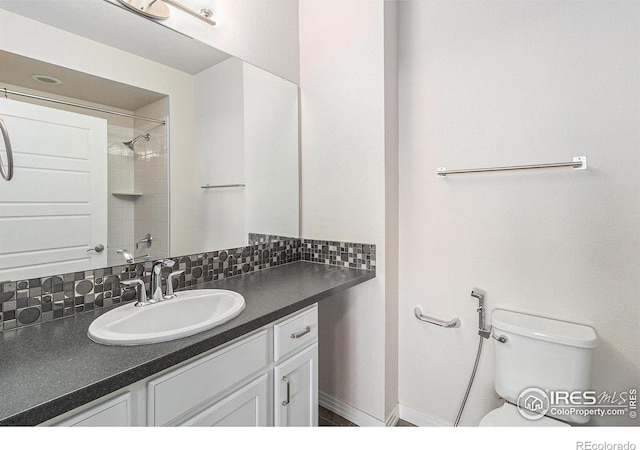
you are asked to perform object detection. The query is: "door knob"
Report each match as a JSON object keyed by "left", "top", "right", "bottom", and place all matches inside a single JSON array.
[{"left": 87, "top": 244, "right": 105, "bottom": 253}]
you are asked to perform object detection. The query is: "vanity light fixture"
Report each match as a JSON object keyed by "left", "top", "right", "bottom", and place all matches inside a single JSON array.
[
  {"left": 117, "top": 0, "right": 216, "bottom": 25},
  {"left": 164, "top": 0, "right": 217, "bottom": 26},
  {"left": 117, "top": 0, "right": 171, "bottom": 20}
]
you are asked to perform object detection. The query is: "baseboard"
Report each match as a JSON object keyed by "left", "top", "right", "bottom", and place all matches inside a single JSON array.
[
  {"left": 398, "top": 404, "right": 452, "bottom": 427},
  {"left": 385, "top": 403, "right": 400, "bottom": 427},
  {"left": 319, "top": 392, "right": 452, "bottom": 427},
  {"left": 319, "top": 392, "right": 387, "bottom": 427}
]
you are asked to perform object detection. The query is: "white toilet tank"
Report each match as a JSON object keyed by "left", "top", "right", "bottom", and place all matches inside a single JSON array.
[{"left": 492, "top": 309, "right": 597, "bottom": 424}]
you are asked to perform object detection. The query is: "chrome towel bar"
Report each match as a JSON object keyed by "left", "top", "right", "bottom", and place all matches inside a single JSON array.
[
  {"left": 201, "top": 184, "right": 246, "bottom": 189},
  {"left": 437, "top": 156, "right": 587, "bottom": 177},
  {"left": 414, "top": 306, "right": 461, "bottom": 328},
  {"left": 0, "top": 117, "right": 14, "bottom": 181}
]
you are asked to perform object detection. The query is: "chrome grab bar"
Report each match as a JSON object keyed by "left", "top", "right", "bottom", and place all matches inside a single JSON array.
[
  {"left": 0, "top": 117, "right": 14, "bottom": 181},
  {"left": 437, "top": 156, "right": 587, "bottom": 177},
  {"left": 414, "top": 306, "right": 461, "bottom": 328},
  {"left": 201, "top": 184, "right": 245, "bottom": 189}
]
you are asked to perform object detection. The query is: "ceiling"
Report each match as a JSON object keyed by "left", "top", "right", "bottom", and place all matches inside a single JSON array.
[
  {"left": 0, "top": 50, "right": 166, "bottom": 111},
  {"left": 0, "top": 0, "right": 231, "bottom": 75}
]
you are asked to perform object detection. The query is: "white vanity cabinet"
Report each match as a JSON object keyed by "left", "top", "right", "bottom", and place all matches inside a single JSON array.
[
  {"left": 273, "top": 305, "right": 319, "bottom": 426},
  {"left": 147, "top": 330, "right": 270, "bottom": 426},
  {"left": 54, "top": 393, "right": 132, "bottom": 427},
  {"left": 48, "top": 304, "right": 318, "bottom": 427}
]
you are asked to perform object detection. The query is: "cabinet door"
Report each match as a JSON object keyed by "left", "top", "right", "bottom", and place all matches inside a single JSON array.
[
  {"left": 54, "top": 393, "right": 131, "bottom": 427},
  {"left": 179, "top": 374, "right": 270, "bottom": 427},
  {"left": 274, "top": 344, "right": 318, "bottom": 427},
  {"left": 148, "top": 330, "right": 268, "bottom": 426}
]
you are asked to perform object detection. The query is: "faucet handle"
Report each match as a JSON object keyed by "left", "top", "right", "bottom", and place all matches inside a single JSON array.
[
  {"left": 121, "top": 279, "right": 153, "bottom": 307},
  {"left": 116, "top": 249, "right": 134, "bottom": 264},
  {"left": 164, "top": 270, "right": 186, "bottom": 299},
  {"left": 153, "top": 258, "right": 175, "bottom": 269},
  {"left": 135, "top": 233, "right": 153, "bottom": 250}
]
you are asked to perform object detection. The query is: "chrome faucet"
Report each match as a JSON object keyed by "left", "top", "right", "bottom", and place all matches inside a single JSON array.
[
  {"left": 116, "top": 249, "right": 135, "bottom": 264},
  {"left": 151, "top": 259, "right": 175, "bottom": 302},
  {"left": 121, "top": 260, "right": 181, "bottom": 307},
  {"left": 121, "top": 279, "right": 152, "bottom": 307},
  {"left": 471, "top": 289, "right": 491, "bottom": 339}
]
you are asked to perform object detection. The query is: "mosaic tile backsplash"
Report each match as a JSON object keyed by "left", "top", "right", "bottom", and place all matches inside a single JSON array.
[
  {"left": 0, "top": 237, "right": 375, "bottom": 332},
  {"left": 248, "top": 233, "right": 296, "bottom": 245}
]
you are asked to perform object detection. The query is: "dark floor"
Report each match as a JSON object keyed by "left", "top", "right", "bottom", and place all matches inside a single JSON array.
[{"left": 319, "top": 406, "right": 416, "bottom": 427}]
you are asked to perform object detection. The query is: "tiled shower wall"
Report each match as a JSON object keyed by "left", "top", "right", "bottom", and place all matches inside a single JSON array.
[
  {"left": 107, "top": 124, "right": 136, "bottom": 266},
  {"left": 106, "top": 99, "right": 169, "bottom": 267},
  {"left": 133, "top": 99, "right": 169, "bottom": 262},
  {"left": 0, "top": 238, "right": 375, "bottom": 332}
]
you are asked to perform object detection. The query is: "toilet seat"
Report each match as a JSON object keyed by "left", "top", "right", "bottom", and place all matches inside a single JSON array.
[{"left": 479, "top": 403, "right": 570, "bottom": 427}]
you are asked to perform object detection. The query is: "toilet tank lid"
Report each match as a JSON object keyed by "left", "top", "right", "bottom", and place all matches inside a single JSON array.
[{"left": 492, "top": 309, "right": 597, "bottom": 348}]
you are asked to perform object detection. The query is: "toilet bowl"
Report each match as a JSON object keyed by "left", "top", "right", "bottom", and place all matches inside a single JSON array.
[
  {"left": 479, "top": 309, "right": 597, "bottom": 427},
  {"left": 479, "top": 403, "right": 569, "bottom": 427}
]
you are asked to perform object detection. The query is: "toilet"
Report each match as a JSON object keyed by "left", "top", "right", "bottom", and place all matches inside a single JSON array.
[{"left": 479, "top": 309, "right": 598, "bottom": 427}]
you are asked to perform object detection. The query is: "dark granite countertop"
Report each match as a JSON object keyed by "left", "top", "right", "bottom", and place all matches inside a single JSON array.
[{"left": 0, "top": 262, "right": 374, "bottom": 426}]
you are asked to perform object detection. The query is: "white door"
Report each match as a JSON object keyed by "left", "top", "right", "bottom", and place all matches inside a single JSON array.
[
  {"left": 274, "top": 344, "right": 318, "bottom": 427},
  {"left": 0, "top": 98, "right": 107, "bottom": 280}
]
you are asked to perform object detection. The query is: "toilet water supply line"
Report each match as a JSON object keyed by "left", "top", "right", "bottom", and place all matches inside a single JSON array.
[{"left": 453, "top": 289, "right": 491, "bottom": 427}]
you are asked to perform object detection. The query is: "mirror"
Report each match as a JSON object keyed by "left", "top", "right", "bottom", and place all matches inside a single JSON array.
[{"left": 0, "top": 3, "right": 300, "bottom": 282}]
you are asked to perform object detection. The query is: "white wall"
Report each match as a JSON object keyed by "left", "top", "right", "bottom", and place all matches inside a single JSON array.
[
  {"left": 194, "top": 58, "right": 246, "bottom": 251},
  {"left": 383, "top": 0, "right": 399, "bottom": 422},
  {"left": 194, "top": 59, "right": 299, "bottom": 250},
  {"left": 244, "top": 62, "right": 300, "bottom": 239},
  {"left": 398, "top": 1, "right": 640, "bottom": 426},
  {"left": 164, "top": 0, "right": 300, "bottom": 84},
  {"left": 299, "top": 0, "right": 398, "bottom": 423}
]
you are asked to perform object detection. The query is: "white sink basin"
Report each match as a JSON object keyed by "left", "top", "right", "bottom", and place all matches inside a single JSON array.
[{"left": 88, "top": 289, "right": 245, "bottom": 345}]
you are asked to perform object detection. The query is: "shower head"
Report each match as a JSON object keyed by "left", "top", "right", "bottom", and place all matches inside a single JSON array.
[{"left": 123, "top": 133, "right": 151, "bottom": 150}]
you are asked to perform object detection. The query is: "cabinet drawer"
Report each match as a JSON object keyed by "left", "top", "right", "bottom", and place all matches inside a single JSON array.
[
  {"left": 148, "top": 330, "right": 268, "bottom": 426},
  {"left": 274, "top": 305, "right": 318, "bottom": 361}
]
